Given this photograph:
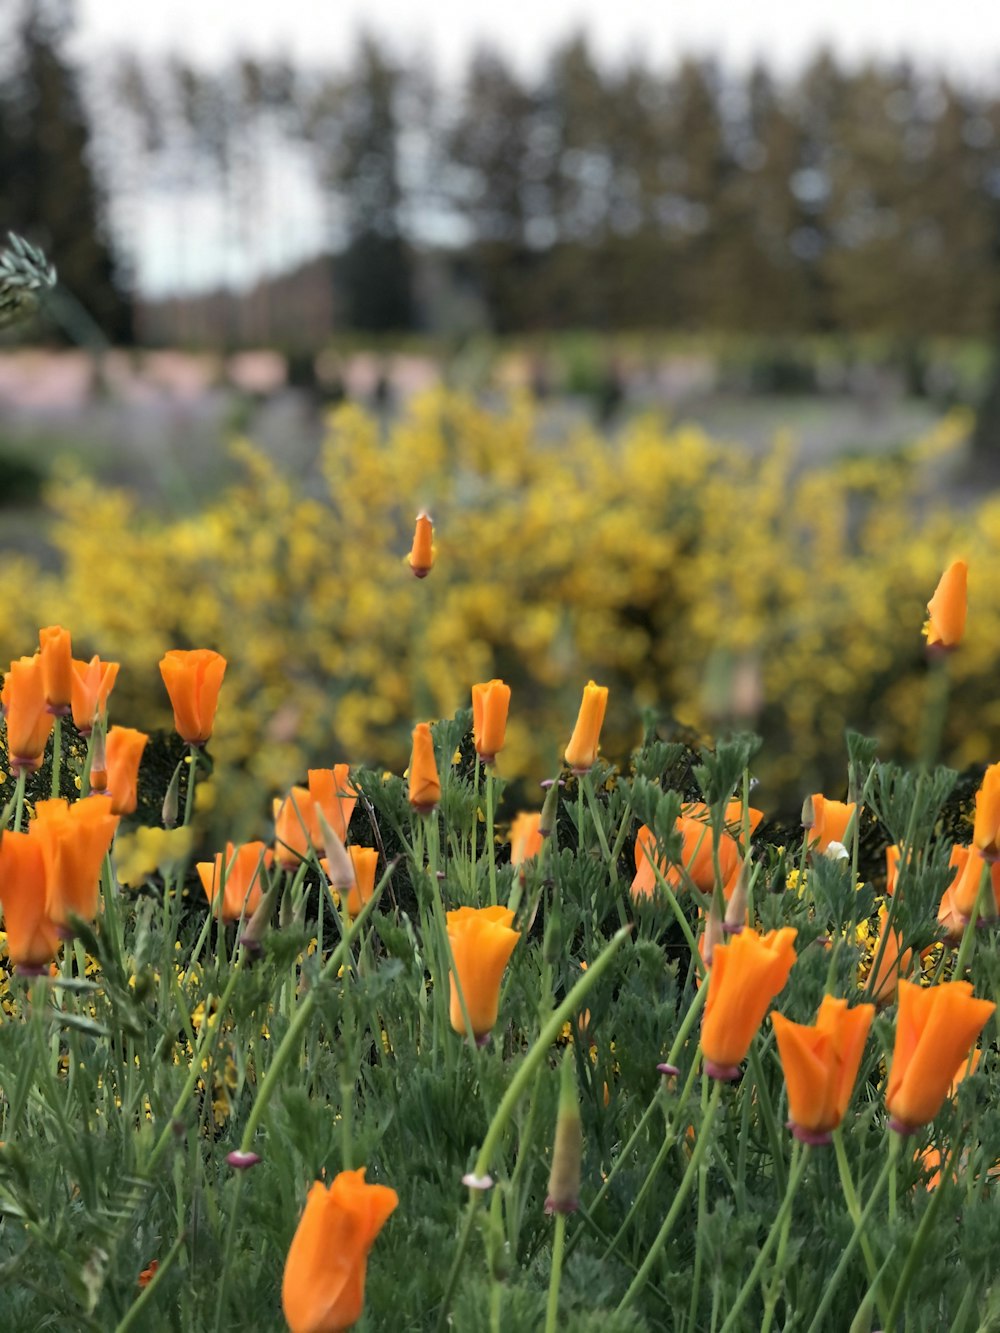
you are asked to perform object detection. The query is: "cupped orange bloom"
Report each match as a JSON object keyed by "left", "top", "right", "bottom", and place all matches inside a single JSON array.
[
  {"left": 866, "top": 907, "right": 913, "bottom": 1008},
  {"left": 70, "top": 655, "right": 120, "bottom": 733},
  {"left": 408, "top": 723, "right": 441, "bottom": 812},
  {"left": 39, "top": 625, "right": 73, "bottom": 712},
  {"left": 345, "top": 846, "right": 379, "bottom": 918},
  {"left": 446, "top": 905, "right": 521, "bottom": 1040},
  {"left": 682, "top": 800, "right": 765, "bottom": 838},
  {"left": 282, "top": 1167, "right": 398, "bottom": 1333},
  {"left": 4, "top": 655, "right": 54, "bottom": 771},
  {"left": 564, "top": 680, "right": 608, "bottom": 772},
  {"left": 949, "top": 843, "right": 1000, "bottom": 922},
  {"left": 105, "top": 726, "right": 148, "bottom": 815},
  {"left": 197, "top": 841, "right": 272, "bottom": 922},
  {"left": 307, "top": 766, "right": 358, "bottom": 847},
  {"left": 973, "top": 763, "right": 1000, "bottom": 862},
  {"left": 804, "top": 794, "right": 856, "bottom": 854},
  {"left": 772, "top": 996, "right": 875, "bottom": 1143},
  {"left": 159, "top": 648, "right": 226, "bottom": 745},
  {"left": 32, "top": 796, "right": 119, "bottom": 932},
  {"left": 273, "top": 788, "right": 315, "bottom": 871},
  {"left": 0, "top": 830, "right": 60, "bottom": 971},
  {"left": 510, "top": 811, "right": 544, "bottom": 868},
  {"left": 924, "top": 558, "right": 967, "bottom": 649},
  {"left": 632, "top": 817, "right": 743, "bottom": 902},
  {"left": 472, "top": 679, "right": 511, "bottom": 763},
  {"left": 886, "top": 979, "right": 994, "bottom": 1133},
  {"left": 701, "top": 926, "right": 798, "bottom": 1079},
  {"left": 407, "top": 511, "right": 434, "bottom": 578}
]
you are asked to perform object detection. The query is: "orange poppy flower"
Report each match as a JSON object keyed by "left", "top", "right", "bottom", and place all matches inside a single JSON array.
[
  {"left": 772, "top": 996, "right": 874, "bottom": 1143},
  {"left": 32, "top": 796, "right": 119, "bottom": 933},
  {"left": 345, "top": 846, "right": 379, "bottom": 918},
  {"left": 38, "top": 625, "right": 73, "bottom": 713},
  {"left": 407, "top": 511, "right": 434, "bottom": 578},
  {"left": 631, "top": 818, "right": 743, "bottom": 902},
  {"left": 446, "top": 905, "right": 521, "bottom": 1041},
  {"left": 0, "top": 830, "right": 60, "bottom": 971},
  {"left": 4, "top": 655, "right": 54, "bottom": 772},
  {"left": 407, "top": 723, "right": 441, "bottom": 813},
  {"left": 886, "top": 979, "right": 994, "bottom": 1133},
  {"left": 273, "top": 788, "right": 315, "bottom": 871},
  {"left": 867, "top": 906, "right": 913, "bottom": 1008},
  {"left": 510, "top": 811, "right": 544, "bottom": 868},
  {"left": 949, "top": 843, "right": 1000, "bottom": 922},
  {"left": 104, "top": 726, "right": 148, "bottom": 816},
  {"left": 197, "top": 842, "right": 272, "bottom": 922},
  {"left": 924, "top": 558, "right": 967, "bottom": 649},
  {"left": 282, "top": 1167, "right": 398, "bottom": 1333},
  {"left": 159, "top": 649, "right": 226, "bottom": 745},
  {"left": 70, "top": 655, "right": 120, "bottom": 734},
  {"left": 701, "top": 926, "right": 798, "bottom": 1079},
  {"left": 307, "top": 766, "right": 357, "bottom": 847},
  {"left": 682, "top": 800, "right": 765, "bottom": 838},
  {"left": 563, "top": 680, "right": 608, "bottom": 772},
  {"left": 804, "top": 794, "right": 856, "bottom": 854},
  {"left": 973, "top": 763, "right": 1000, "bottom": 862},
  {"left": 472, "top": 679, "right": 511, "bottom": 763}
]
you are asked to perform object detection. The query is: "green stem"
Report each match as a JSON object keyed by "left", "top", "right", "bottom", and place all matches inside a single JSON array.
[
  {"left": 748, "top": 1040, "right": 786, "bottom": 1192},
  {"left": 11, "top": 768, "right": 26, "bottom": 831},
  {"left": 213, "top": 1175, "right": 244, "bottom": 1333},
  {"left": 888, "top": 1128, "right": 901, "bottom": 1225},
  {"left": 50, "top": 714, "right": 62, "bottom": 798},
  {"left": 544, "top": 1212, "right": 568, "bottom": 1333},
  {"left": 583, "top": 775, "right": 613, "bottom": 865},
  {"left": 804, "top": 1152, "right": 893, "bottom": 1333},
  {"left": 832, "top": 1127, "right": 889, "bottom": 1325},
  {"left": 434, "top": 1192, "right": 481, "bottom": 1333},
  {"left": 485, "top": 769, "right": 498, "bottom": 906},
  {"left": 885, "top": 1140, "right": 958, "bottom": 1330},
  {"left": 182, "top": 745, "right": 200, "bottom": 827},
  {"left": 760, "top": 1140, "right": 801, "bottom": 1333},
  {"left": 113, "top": 1229, "right": 186, "bottom": 1333}
]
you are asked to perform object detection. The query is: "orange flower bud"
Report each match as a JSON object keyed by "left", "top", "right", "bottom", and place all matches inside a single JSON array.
[
  {"left": 563, "top": 680, "right": 608, "bottom": 772},
  {"left": 886, "top": 980, "right": 994, "bottom": 1133},
  {"left": 509, "top": 811, "right": 544, "bottom": 868},
  {"left": 70, "top": 655, "right": 119, "bottom": 733},
  {"left": 407, "top": 723, "right": 441, "bottom": 813},
  {"left": 973, "top": 762, "right": 1000, "bottom": 862},
  {"left": 447, "top": 905, "right": 521, "bottom": 1041},
  {"left": 282, "top": 1167, "right": 398, "bottom": 1333},
  {"left": 307, "top": 766, "right": 358, "bottom": 847},
  {"left": 346, "top": 846, "right": 379, "bottom": 918},
  {"left": 867, "top": 906, "right": 913, "bottom": 1008},
  {"left": 273, "top": 788, "right": 315, "bottom": 871},
  {"left": 158, "top": 649, "right": 226, "bottom": 745},
  {"left": 701, "top": 926, "right": 798, "bottom": 1079},
  {"left": 0, "top": 830, "right": 60, "bottom": 971},
  {"left": 772, "top": 996, "right": 874, "bottom": 1143},
  {"left": 805, "top": 794, "right": 856, "bottom": 854},
  {"left": 32, "top": 796, "right": 119, "bottom": 933},
  {"left": 472, "top": 679, "right": 511, "bottom": 763},
  {"left": 105, "top": 726, "right": 148, "bottom": 816},
  {"left": 197, "top": 842, "right": 272, "bottom": 922},
  {"left": 4, "top": 655, "right": 54, "bottom": 772},
  {"left": 924, "top": 558, "right": 967, "bottom": 649},
  {"left": 407, "top": 511, "right": 434, "bottom": 578},
  {"left": 39, "top": 625, "right": 73, "bottom": 713}
]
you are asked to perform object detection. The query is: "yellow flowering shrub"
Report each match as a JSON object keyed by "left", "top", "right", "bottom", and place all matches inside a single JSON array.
[{"left": 0, "top": 391, "right": 991, "bottom": 827}]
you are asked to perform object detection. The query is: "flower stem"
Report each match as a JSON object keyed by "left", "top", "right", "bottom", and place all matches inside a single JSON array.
[
  {"left": 544, "top": 1212, "right": 568, "bottom": 1333},
  {"left": 832, "top": 1127, "right": 890, "bottom": 1326},
  {"left": 485, "top": 768, "right": 498, "bottom": 906},
  {"left": 885, "top": 1140, "right": 959, "bottom": 1329},
  {"left": 113, "top": 1229, "right": 186, "bottom": 1333},
  {"left": 50, "top": 715, "right": 62, "bottom": 798}
]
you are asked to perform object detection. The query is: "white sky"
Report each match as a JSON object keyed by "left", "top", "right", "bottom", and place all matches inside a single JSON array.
[{"left": 74, "top": 0, "right": 1000, "bottom": 80}]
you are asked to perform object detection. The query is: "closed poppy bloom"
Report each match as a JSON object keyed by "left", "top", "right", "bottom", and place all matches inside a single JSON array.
[
  {"left": 0, "top": 831, "right": 60, "bottom": 971},
  {"left": 866, "top": 906, "right": 913, "bottom": 1008},
  {"left": 472, "top": 679, "right": 511, "bottom": 763},
  {"left": 159, "top": 649, "right": 226, "bottom": 745},
  {"left": 701, "top": 926, "right": 798, "bottom": 1079},
  {"left": 924, "top": 558, "right": 967, "bottom": 649},
  {"left": 973, "top": 763, "right": 1000, "bottom": 862},
  {"left": 273, "top": 788, "right": 315, "bottom": 871},
  {"left": 345, "top": 846, "right": 379, "bottom": 918},
  {"left": 33, "top": 796, "right": 119, "bottom": 932},
  {"left": 949, "top": 843, "right": 1000, "bottom": 922},
  {"left": 104, "top": 726, "right": 148, "bottom": 815},
  {"left": 39, "top": 625, "right": 73, "bottom": 713},
  {"left": 407, "top": 511, "right": 434, "bottom": 578},
  {"left": 682, "top": 800, "right": 765, "bottom": 838},
  {"left": 885, "top": 979, "right": 994, "bottom": 1133},
  {"left": 772, "top": 996, "right": 875, "bottom": 1143},
  {"left": 307, "top": 766, "right": 358, "bottom": 847},
  {"left": 885, "top": 845, "right": 901, "bottom": 896},
  {"left": 804, "top": 794, "right": 856, "bottom": 854},
  {"left": 197, "top": 841, "right": 272, "bottom": 922},
  {"left": 937, "top": 880, "right": 965, "bottom": 945},
  {"left": 70, "top": 655, "right": 120, "bottom": 733},
  {"left": 564, "top": 680, "right": 608, "bottom": 772},
  {"left": 4, "top": 655, "right": 54, "bottom": 772},
  {"left": 509, "top": 811, "right": 543, "bottom": 868},
  {"left": 407, "top": 723, "right": 441, "bottom": 812},
  {"left": 446, "top": 905, "right": 521, "bottom": 1040},
  {"left": 631, "top": 824, "right": 666, "bottom": 899},
  {"left": 670, "top": 815, "right": 743, "bottom": 899},
  {"left": 282, "top": 1167, "right": 398, "bottom": 1333}
]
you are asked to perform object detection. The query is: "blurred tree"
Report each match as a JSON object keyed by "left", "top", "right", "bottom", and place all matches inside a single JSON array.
[{"left": 0, "top": 0, "right": 131, "bottom": 341}]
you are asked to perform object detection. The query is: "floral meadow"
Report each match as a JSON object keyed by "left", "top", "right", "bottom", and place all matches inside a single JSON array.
[{"left": 1, "top": 403, "right": 1000, "bottom": 1331}]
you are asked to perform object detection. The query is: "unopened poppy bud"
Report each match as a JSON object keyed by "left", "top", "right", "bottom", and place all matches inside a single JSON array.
[
  {"left": 238, "top": 877, "right": 282, "bottom": 956},
  {"left": 701, "top": 901, "right": 725, "bottom": 969},
  {"left": 545, "top": 1050, "right": 582, "bottom": 1215},
  {"left": 227, "top": 1150, "right": 261, "bottom": 1170},
  {"left": 89, "top": 769, "right": 108, "bottom": 794},
  {"left": 924, "top": 558, "right": 967, "bottom": 650},
  {"left": 564, "top": 680, "right": 608, "bottom": 772},
  {"left": 800, "top": 794, "right": 815, "bottom": 830},
  {"left": 408, "top": 723, "right": 441, "bottom": 813},
  {"left": 316, "top": 810, "right": 354, "bottom": 889},
  {"left": 162, "top": 759, "right": 183, "bottom": 828},
  {"left": 472, "top": 679, "right": 510, "bottom": 763},
  {"left": 408, "top": 512, "right": 434, "bottom": 578},
  {"left": 39, "top": 625, "right": 73, "bottom": 714},
  {"left": 539, "top": 778, "right": 562, "bottom": 838},
  {"left": 723, "top": 860, "right": 749, "bottom": 934}
]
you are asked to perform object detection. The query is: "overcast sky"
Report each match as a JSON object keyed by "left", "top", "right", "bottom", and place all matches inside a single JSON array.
[{"left": 74, "top": 0, "right": 1000, "bottom": 80}]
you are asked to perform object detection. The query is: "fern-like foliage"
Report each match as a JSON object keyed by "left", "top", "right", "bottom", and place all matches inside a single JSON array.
[{"left": 0, "top": 232, "right": 56, "bottom": 329}]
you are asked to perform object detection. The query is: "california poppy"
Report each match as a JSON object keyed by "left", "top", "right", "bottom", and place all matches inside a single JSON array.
[
  {"left": 159, "top": 649, "right": 226, "bottom": 745},
  {"left": 924, "top": 558, "right": 967, "bottom": 649},
  {"left": 32, "top": 796, "right": 119, "bottom": 933},
  {"left": 509, "top": 811, "right": 544, "bottom": 868},
  {"left": 866, "top": 906, "right": 913, "bottom": 1008},
  {"left": 973, "top": 763, "right": 1000, "bottom": 862},
  {"left": 885, "top": 979, "right": 994, "bottom": 1133},
  {"left": 446, "top": 905, "right": 520, "bottom": 1041},
  {"left": 0, "top": 831, "right": 60, "bottom": 971},
  {"left": 70, "top": 655, "right": 120, "bottom": 734},
  {"left": 345, "top": 846, "right": 379, "bottom": 918},
  {"left": 949, "top": 843, "right": 1000, "bottom": 922},
  {"left": 407, "top": 512, "right": 434, "bottom": 578},
  {"left": 105, "top": 726, "right": 148, "bottom": 815},
  {"left": 804, "top": 794, "right": 856, "bottom": 854},
  {"left": 701, "top": 927, "right": 798, "bottom": 1079},
  {"left": 197, "top": 842, "right": 272, "bottom": 922},
  {"left": 307, "top": 766, "right": 357, "bottom": 847},
  {"left": 273, "top": 788, "right": 314, "bottom": 871},
  {"left": 282, "top": 1167, "right": 398, "bottom": 1333},
  {"left": 407, "top": 723, "right": 441, "bottom": 812},
  {"left": 4, "top": 655, "right": 54, "bottom": 772},
  {"left": 472, "top": 679, "right": 511, "bottom": 763},
  {"left": 564, "top": 681, "right": 608, "bottom": 772},
  {"left": 772, "top": 996, "right": 874, "bottom": 1143},
  {"left": 38, "top": 625, "right": 73, "bottom": 713}
]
